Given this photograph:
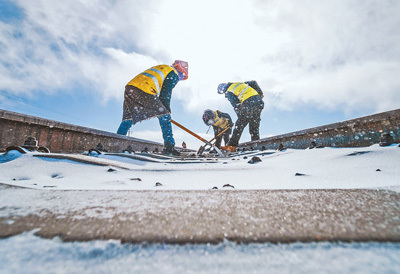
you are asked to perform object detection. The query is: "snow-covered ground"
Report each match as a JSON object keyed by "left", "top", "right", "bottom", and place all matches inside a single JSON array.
[
  {"left": 0, "top": 144, "right": 399, "bottom": 191},
  {"left": 1, "top": 232, "right": 400, "bottom": 274},
  {"left": 1, "top": 144, "right": 399, "bottom": 273}
]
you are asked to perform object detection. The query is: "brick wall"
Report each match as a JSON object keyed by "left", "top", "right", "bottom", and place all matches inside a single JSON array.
[
  {"left": 2, "top": 108, "right": 399, "bottom": 153},
  {"left": 239, "top": 108, "right": 400, "bottom": 150},
  {"left": 0, "top": 109, "right": 164, "bottom": 153}
]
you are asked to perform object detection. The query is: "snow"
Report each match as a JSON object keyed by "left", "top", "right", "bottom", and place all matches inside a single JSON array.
[
  {"left": 1, "top": 144, "right": 399, "bottom": 273},
  {"left": 0, "top": 144, "right": 399, "bottom": 191},
  {"left": 0, "top": 232, "right": 399, "bottom": 274}
]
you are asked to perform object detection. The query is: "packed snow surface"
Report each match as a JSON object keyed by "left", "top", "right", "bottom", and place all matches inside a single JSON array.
[
  {"left": 0, "top": 232, "right": 399, "bottom": 274},
  {"left": 0, "top": 144, "right": 399, "bottom": 191},
  {"left": 1, "top": 144, "right": 399, "bottom": 273}
]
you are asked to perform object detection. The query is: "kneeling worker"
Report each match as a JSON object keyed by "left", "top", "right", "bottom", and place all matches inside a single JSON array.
[{"left": 202, "top": 109, "right": 233, "bottom": 148}]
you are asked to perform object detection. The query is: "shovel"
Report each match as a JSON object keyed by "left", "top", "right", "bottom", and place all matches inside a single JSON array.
[
  {"left": 197, "top": 126, "right": 231, "bottom": 155},
  {"left": 171, "top": 119, "right": 224, "bottom": 157}
]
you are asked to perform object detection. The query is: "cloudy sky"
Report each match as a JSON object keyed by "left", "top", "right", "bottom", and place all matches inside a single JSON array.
[{"left": 1, "top": 0, "right": 399, "bottom": 148}]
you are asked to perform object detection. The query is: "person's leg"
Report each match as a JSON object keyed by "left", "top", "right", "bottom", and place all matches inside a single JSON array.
[
  {"left": 227, "top": 116, "right": 249, "bottom": 146},
  {"left": 249, "top": 114, "right": 261, "bottom": 141},
  {"left": 214, "top": 135, "right": 223, "bottom": 148},
  {"left": 117, "top": 120, "right": 133, "bottom": 135},
  {"left": 227, "top": 102, "right": 251, "bottom": 146},
  {"left": 249, "top": 100, "right": 264, "bottom": 141},
  {"left": 222, "top": 131, "right": 230, "bottom": 146},
  {"left": 158, "top": 114, "right": 176, "bottom": 150}
]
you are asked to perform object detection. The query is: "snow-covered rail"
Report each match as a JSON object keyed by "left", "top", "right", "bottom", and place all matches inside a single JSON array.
[{"left": 240, "top": 108, "right": 400, "bottom": 150}]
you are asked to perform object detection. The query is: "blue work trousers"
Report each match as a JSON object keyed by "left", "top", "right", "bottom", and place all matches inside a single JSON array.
[
  {"left": 158, "top": 114, "right": 175, "bottom": 149},
  {"left": 117, "top": 114, "right": 175, "bottom": 149}
]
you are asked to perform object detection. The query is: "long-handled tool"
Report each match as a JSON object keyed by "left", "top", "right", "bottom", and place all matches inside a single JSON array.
[
  {"left": 197, "top": 126, "right": 231, "bottom": 155},
  {"left": 171, "top": 119, "right": 224, "bottom": 157}
]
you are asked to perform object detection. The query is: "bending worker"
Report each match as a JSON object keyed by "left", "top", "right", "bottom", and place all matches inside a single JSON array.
[
  {"left": 217, "top": 80, "right": 264, "bottom": 151},
  {"left": 202, "top": 109, "right": 233, "bottom": 148},
  {"left": 117, "top": 60, "right": 188, "bottom": 156}
]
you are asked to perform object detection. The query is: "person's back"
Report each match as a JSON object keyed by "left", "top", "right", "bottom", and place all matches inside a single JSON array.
[
  {"left": 117, "top": 60, "right": 189, "bottom": 155},
  {"left": 217, "top": 81, "right": 264, "bottom": 150}
]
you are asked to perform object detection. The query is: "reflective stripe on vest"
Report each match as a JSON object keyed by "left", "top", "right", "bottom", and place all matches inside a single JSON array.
[
  {"left": 126, "top": 65, "right": 175, "bottom": 95},
  {"left": 213, "top": 111, "right": 229, "bottom": 129},
  {"left": 141, "top": 72, "right": 161, "bottom": 93},
  {"left": 227, "top": 82, "right": 259, "bottom": 103}
]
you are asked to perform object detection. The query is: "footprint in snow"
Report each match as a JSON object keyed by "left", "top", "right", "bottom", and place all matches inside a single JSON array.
[
  {"left": 346, "top": 151, "right": 371, "bottom": 156},
  {"left": 51, "top": 173, "right": 63, "bottom": 179}
]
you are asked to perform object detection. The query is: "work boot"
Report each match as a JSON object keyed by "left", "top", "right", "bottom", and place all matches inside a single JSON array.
[
  {"left": 162, "top": 147, "right": 181, "bottom": 156},
  {"left": 220, "top": 145, "right": 236, "bottom": 152}
]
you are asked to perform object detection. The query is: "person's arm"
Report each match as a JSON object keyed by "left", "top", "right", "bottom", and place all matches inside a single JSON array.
[
  {"left": 245, "top": 80, "right": 264, "bottom": 98},
  {"left": 225, "top": 92, "right": 240, "bottom": 112},
  {"left": 159, "top": 71, "right": 180, "bottom": 112},
  {"left": 218, "top": 111, "right": 234, "bottom": 127},
  {"left": 212, "top": 125, "right": 219, "bottom": 137},
  {"left": 227, "top": 114, "right": 234, "bottom": 127}
]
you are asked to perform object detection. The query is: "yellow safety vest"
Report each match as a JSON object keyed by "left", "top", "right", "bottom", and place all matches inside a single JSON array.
[
  {"left": 213, "top": 111, "right": 229, "bottom": 129},
  {"left": 227, "top": 82, "right": 259, "bottom": 103},
  {"left": 126, "top": 65, "right": 177, "bottom": 95}
]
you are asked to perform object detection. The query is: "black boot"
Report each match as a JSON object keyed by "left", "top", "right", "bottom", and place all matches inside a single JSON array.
[{"left": 162, "top": 147, "right": 181, "bottom": 156}]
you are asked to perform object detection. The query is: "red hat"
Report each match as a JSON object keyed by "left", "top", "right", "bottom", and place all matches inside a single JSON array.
[{"left": 172, "top": 60, "right": 188, "bottom": 80}]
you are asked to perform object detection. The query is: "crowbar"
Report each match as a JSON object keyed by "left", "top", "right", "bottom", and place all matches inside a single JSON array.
[
  {"left": 197, "top": 126, "right": 231, "bottom": 155},
  {"left": 171, "top": 119, "right": 224, "bottom": 157}
]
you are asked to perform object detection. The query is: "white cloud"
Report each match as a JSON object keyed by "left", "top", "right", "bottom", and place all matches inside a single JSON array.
[
  {"left": 0, "top": 0, "right": 158, "bottom": 96},
  {"left": 251, "top": 0, "right": 400, "bottom": 112},
  {"left": 1, "top": 0, "right": 399, "bottom": 116},
  {"left": 268, "top": 60, "right": 400, "bottom": 112}
]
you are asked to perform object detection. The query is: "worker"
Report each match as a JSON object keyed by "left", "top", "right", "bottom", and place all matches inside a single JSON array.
[
  {"left": 117, "top": 60, "right": 188, "bottom": 156},
  {"left": 217, "top": 80, "right": 264, "bottom": 152},
  {"left": 202, "top": 109, "right": 233, "bottom": 148}
]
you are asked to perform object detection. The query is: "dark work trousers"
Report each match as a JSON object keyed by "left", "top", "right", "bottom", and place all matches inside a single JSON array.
[
  {"left": 213, "top": 126, "right": 232, "bottom": 148},
  {"left": 228, "top": 95, "right": 264, "bottom": 146}
]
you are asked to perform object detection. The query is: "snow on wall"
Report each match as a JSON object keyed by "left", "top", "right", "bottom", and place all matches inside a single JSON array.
[
  {"left": 241, "top": 108, "right": 400, "bottom": 150},
  {"left": 0, "top": 109, "right": 164, "bottom": 153},
  {"left": 1, "top": 108, "right": 399, "bottom": 153}
]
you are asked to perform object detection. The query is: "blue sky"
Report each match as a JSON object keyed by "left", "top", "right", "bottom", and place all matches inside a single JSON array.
[{"left": 1, "top": 0, "right": 399, "bottom": 148}]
